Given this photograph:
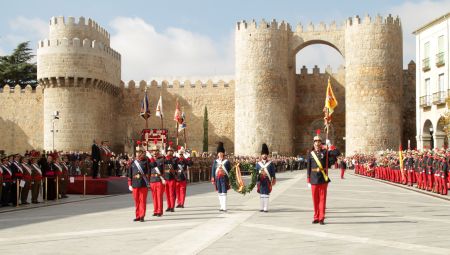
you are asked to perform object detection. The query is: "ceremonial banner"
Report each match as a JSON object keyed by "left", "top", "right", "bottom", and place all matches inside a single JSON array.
[
  {"left": 324, "top": 78, "right": 338, "bottom": 115},
  {"left": 156, "top": 95, "right": 163, "bottom": 118},
  {"left": 140, "top": 91, "right": 151, "bottom": 120}
]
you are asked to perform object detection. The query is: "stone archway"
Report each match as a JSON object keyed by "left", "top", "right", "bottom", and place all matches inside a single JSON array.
[
  {"left": 436, "top": 117, "right": 448, "bottom": 149},
  {"left": 422, "top": 120, "right": 433, "bottom": 149}
]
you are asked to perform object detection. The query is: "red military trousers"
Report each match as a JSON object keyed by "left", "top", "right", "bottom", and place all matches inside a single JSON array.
[
  {"left": 311, "top": 183, "right": 328, "bottom": 221},
  {"left": 176, "top": 180, "right": 187, "bottom": 206},
  {"left": 132, "top": 187, "right": 148, "bottom": 219},
  {"left": 165, "top": 180, "right": 176, "bottom": 209},
  {"left": 150, "top": 182, "right": 164, "bottom": 215}
]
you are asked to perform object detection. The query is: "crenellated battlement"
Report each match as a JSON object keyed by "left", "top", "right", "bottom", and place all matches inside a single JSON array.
[
  {"left": 236, "top": 19, "right": 291, "bottom": 32},
  {"left": 298, "top": 65, "right": 345, "bottom": 76},
  {"left": 37, "top": 37, "right": 121, "bottom": 61},
  {"left": 345, "top": 14, "right": 401, "bottom": 27},
  {"left": 0, "top": 85, "right": 44, "bottom": 94},
  {"left": 49, "top": 16, "right": 110, "bottom": 43},
  {"left": 295, "top": 21, "right": 344, "bottom": 33},
  {"left": 120, "top": 79, "right": 235, "bottom": 90}
]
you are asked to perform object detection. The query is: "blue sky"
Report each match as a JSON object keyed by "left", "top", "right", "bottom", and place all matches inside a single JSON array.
[{"left": 1, "top": 0, "right": 450, "bottom": 80}]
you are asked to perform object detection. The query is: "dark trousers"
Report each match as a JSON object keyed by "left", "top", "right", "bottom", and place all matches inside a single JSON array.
[
  {"left": 92, "top": 161, "right": 99, "bottom": 178},
  {"left": 1, "top": 182, "right": 11, "bottom": 206}
]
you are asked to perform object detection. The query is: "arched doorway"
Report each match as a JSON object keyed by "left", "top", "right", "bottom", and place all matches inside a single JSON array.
[
  {"left": 436, "top": 117, "right": 448, "bottom": 149},
  {"left": 293, "top": 42, "right": 344, "bottom": 155},
  {"left": 422, "top": 120, "right": 433, "bottom": 149}
]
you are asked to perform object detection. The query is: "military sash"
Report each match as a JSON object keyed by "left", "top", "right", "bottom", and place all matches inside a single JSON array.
[
  {"left": 215, "top": 159, "right": 229, "bottom": 177},
  {"left": 258, "top": 161, "right": 272, "bottom": 181},
  {"left": 1, "top": 165, "right": 12, "bottom": 176},
  {"left": 32, "top": 164, "right": 42, "bottom": 175},
  {"left": 133, "top": 160, "right": 149, "bottom": 187},
  {"left": 153, "top": 167, "right": 166, "bottom": 185},
  {"left": 311, "top": 151, "right": 329, "bottom": 182}
]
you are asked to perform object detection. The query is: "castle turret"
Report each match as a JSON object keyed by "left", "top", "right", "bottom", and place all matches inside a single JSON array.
[
  {"left": 344, "top": 15, "right": 403, "bottom": 153},
  {"left": 234, "top": 20, "right": 293, "bottom": 155},
  {"left": 37, "top": 16, "right": 121, "bottom": 152}
]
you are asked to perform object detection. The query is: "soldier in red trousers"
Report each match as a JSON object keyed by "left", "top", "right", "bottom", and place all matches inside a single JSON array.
[
  {"left": 307, "top": 134, "right": 340, "bottom": 225},
  {"left": 128, "top": 148, "right": 150, "bottom": 222}
]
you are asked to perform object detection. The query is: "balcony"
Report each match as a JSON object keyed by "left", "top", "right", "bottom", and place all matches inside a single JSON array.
[
  {"left": 422, "top": 58, "right": 431, "bottom": 72},
  {"left": 436, "top": 52, "right": 445, "bottom": 67},
  {"left": 420, "top": 95, "right": 432, "bottom": 107},
  {"left": 432, "top": 91, "right": 447, "bottom": 105}
]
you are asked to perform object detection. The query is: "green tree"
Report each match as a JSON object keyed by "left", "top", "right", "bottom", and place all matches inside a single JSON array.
[
  {"left": 203, "top": 105, "right": 209, "bottom": 152},
  {"left": 0, "top": 41, "right": 37, "bottom": 88}
]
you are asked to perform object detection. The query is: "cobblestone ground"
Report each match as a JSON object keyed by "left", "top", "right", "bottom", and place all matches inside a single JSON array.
[{"left": 1, "top": 169, "right": 450, "bottom": 255}]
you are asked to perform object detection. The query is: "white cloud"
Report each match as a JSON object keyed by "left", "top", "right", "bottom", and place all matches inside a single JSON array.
[
  {"left": 110, "top": 17, "right": 234, "bottom": 81},
  {"left": 0, "top": 16, "right": 48, "bottom": 56},
  {"left": 390, "top": 0, "right": 450, "bottom": 65}
]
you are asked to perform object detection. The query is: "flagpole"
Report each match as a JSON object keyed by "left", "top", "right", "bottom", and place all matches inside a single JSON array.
[
  {"left": 176, "top": 122, "right": 179, "bottom": 147},
  {"left": 184, "top": 128, "right": 188, "bottom": 149}
]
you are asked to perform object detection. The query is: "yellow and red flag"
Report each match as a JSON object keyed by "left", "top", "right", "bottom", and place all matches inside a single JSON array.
[{"left": 324, "top": 77, "right": 338, "bottom": 115}]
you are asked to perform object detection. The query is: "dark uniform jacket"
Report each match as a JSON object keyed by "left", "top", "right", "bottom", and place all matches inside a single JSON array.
[
  {"left": 162, "top": 156, "right": 178, "bottom": 180},
  {"left": 307, "top": 148, "right": 340, "bottom": 185},
  {"left": 176, "top": 157, "right": 192, "bottom": 181},
  {"left": 128, "top": 159, "right": 150, "bottom": 188}
]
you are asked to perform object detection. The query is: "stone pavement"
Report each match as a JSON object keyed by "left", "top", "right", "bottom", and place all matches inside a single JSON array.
[{"left": 1, "top": 169, "right": 450, "bottom": 255}]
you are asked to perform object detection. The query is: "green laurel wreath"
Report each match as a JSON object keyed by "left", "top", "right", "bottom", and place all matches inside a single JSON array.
[{"left": 229, "top": 162, "right": 258, "bottom": 195}]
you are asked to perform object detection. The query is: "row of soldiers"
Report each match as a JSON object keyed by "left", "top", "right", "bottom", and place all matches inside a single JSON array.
[
  {"left": 353, "top": 149, "right": 449, "bottom": 196},
  {"left": 0, "top": 153, "right": 71, "bottom": 207},
  {"left": 128, "top": 144, "right": 193, "bottom": 221}
]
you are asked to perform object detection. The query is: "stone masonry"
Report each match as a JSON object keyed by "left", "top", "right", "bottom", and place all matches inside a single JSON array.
[{"left": 0, "top": 15, "right": 416, "bottom": 156}]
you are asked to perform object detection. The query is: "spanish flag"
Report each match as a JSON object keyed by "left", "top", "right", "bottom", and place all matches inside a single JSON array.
[{"left": 325, "top": 77, "right": 338, "bottom": 115}]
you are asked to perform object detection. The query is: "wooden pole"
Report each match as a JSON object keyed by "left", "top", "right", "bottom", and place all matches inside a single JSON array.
[
  {"left": 56, "top": 176, "right": 59, "bottom": 200},
  {"left": 45, "top": 177, "right": 47, "bottom": 202},
  {"left": 83, "top": 174, "right": 86, "bottom": 197},
  {"left": 176, "top": 122, "right": 179, "bottom": 147},
  {"left": 16, "top": 181, "right": 19, "bottom": 207},
  {"left": 184, "top": 128, "right": 188, "bottom": 149}
]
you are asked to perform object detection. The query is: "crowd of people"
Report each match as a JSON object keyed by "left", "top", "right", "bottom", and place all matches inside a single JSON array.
[
  {"left": 0, "top": 144, "right": 306, "bottom": 208},
  {"left": 351, "top": 149, "right": 449, "bottom": 196}
]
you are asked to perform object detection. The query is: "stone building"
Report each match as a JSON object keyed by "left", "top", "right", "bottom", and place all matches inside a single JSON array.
[
  {"left": 414, "top": 12, "right": 450, "bottom": 149},
  {"left": 0, "top": 14, "right": 416, "bottom": 156}
]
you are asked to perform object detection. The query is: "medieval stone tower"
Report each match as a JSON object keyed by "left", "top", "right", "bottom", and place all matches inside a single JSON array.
[
  {"left": 235, "top": 14, "right": 403, "bottom": 155},
  {"left": 37, "top": 16, "right": 122, "bottom": 151}
]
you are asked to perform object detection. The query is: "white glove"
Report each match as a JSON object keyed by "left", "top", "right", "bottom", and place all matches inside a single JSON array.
[
  {"left": 326, "top": 139, "right": 331, "bottom": 146},
  {"left": 128, "top": 186, "right": 133, "bottom": 192},
  {"left": 146, "top": 151, "right": 153, "bottom": 159},
  {"left": 307, "top": 183, "right": 311, "bottom": 189}
]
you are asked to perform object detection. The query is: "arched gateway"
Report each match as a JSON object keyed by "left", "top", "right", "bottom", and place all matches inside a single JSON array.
[{"left": 234, "top": 15, "right": 403, "bottom": 155}]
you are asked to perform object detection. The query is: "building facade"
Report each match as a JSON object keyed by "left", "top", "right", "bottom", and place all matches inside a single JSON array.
[{"left": 415, "top": 13, "right": 450, "bottom": 149}]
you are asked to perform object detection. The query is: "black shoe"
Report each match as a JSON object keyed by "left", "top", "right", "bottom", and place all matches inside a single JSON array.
[
  {"left": 21, "top": 202, "right": 29, "bottom": 205},
  {"left": 219, "top": 209, "right": 224, "bottom": 212},
  {"left": 140, "top": 218, "right": 145, "bottom": 222},
  {"left": 157, "top": 214, "right": 162, "bottom": 217},
  {"left": 133, "top": 218, "right": 140, "bottom": 222},
  {"left": 176, "top": 205, "right": 181, "bottom": 208},
  {"left": 319, "top": 220, "right": 325, "bottom": 225},
  {"left": 165, "top": 208, "right": 171, "bottom": 212},
  {"left": 170, "top": 208, "right": 175, "bottom": 212},
  {"left": 152, "top": 213, "right": 157, "bottom": 216},
  {"left": 259, "top": 210, "right": 264, "bottom": 212},
  {"left": 181, "top": 205, "right": 184, "bottom": 208},
  {"left": 263, "top": 210, "right": 268, "bottom": 213},
  {"left": 312, "top": 220, "right": 319, "bottom": 224},
  {"left": 62, "top": 195, "right": 68, "bottom": 198}
]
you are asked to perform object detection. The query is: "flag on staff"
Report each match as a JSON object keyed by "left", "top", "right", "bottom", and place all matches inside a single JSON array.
[
  {"left": 140, "top": 90, "right": 151, "bottom": 120},
  {"left": 178, "top": 111, "right": 186, "bottom": 132},
  {"left": 324, "top": 77, "right": 338, "bottom": 115},
  {"left": 174, "top": 99, "right": 183, "bottom": 124},
  {"left": 156, "top": 95, "right": 163, "bottom": 118}
]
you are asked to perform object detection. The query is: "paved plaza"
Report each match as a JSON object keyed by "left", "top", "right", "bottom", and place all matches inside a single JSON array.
[{"left": 1, "top": 169, "right": 450, "bottom": 255}]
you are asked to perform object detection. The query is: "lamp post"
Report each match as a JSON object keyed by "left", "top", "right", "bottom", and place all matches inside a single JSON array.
[
  {"left": 429, "top": 127, "right": 434, "bottom": 149},
  {"left": 51, "top": 111, "right": 60, "bottom": 151}
]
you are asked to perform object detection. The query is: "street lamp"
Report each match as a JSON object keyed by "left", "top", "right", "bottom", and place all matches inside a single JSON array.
[{"left": 51, "top": 111, "right": 60, "bottom": 151}]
